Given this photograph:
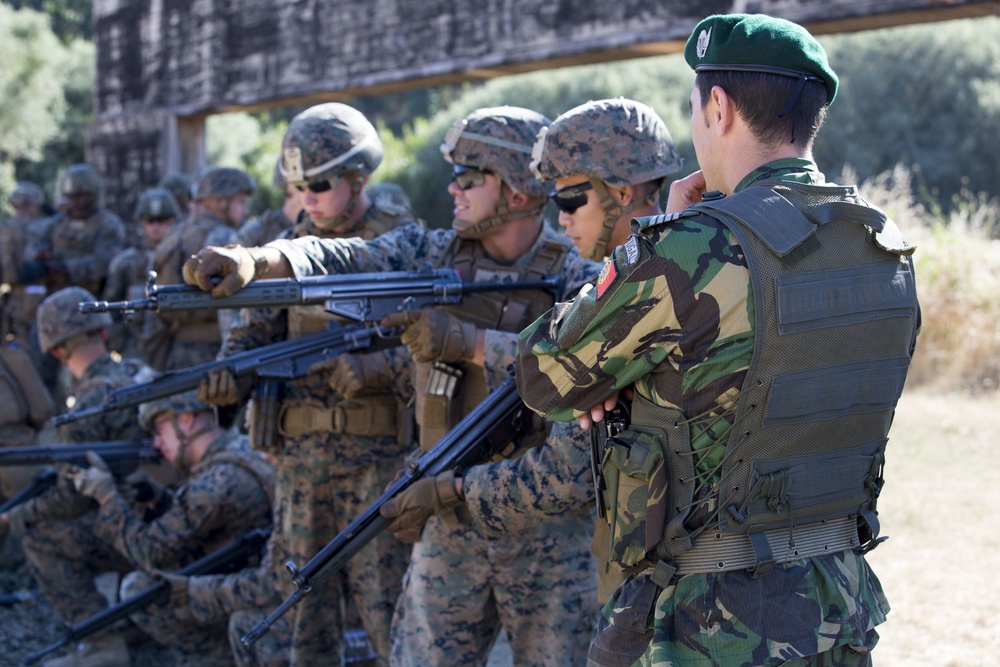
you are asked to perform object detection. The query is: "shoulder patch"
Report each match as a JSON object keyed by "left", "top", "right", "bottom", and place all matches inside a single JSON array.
[
  {"left": 632, "top": 210, "right": 698, "bottom": 233},
  {"left": 595, "top": 258, "right": 618, "bottom": 300}
]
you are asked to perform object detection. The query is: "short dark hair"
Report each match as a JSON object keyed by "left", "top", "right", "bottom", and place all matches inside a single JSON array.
[{"left": 696, "top": 70, "right": 827, "bottom": 147}]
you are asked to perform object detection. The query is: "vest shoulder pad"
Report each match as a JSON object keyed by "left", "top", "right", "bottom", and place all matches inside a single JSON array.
[{"left": 632, "top": 211, "right": 698, "bottom": 234}]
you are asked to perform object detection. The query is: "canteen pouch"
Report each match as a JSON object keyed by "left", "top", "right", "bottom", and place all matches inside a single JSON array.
[{"left": 601, "top": 425, "right": 669, "bottom": 568}]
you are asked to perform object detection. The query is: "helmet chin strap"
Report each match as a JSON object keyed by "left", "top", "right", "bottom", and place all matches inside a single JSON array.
[
  {"left": 452, "top": 176, "right": 544, "bottom": 240},
  {"left": 167, "top": 413, "right": 215, "bottom": 470},
  {"left": 588, "top": 179, "right": 659, "bottom": 261}
]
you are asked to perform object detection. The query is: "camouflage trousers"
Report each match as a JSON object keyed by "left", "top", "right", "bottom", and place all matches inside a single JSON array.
[
  {"left": 269, "top": 445, "right": 411, "bottom": 666},
  {"left": 20, "top": 513, "right": 133, "bottom": 624},
  {"left": 390, "top": 508, "right": 599, "bottom": 667},
  {"left": 122, "top": 570, "right": 234, "bottom": 667}
]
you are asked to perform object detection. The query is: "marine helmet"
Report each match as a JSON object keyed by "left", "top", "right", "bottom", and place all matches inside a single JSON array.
[
  {"left": 194, "top": 166, "right": 256, "bottom": 201},
  {"left": 271, "top": 157, "right": 287, "bottom": 191},
  {"left": 7, "top": 181, "right": 45, "bottom": 207},
  {"left": 134, "top": 187, "right": 182, "bottom": 220},
  {"left": 157, "top": 171, "right": 193, "bottom": 204},
  {"left": 138, "top": 390, "right": 211, "bottom": 432},
  {"left": 59, "top": 164, "right": 103, "bottom": 197},
  {"left": 279, "top": 103, "right": 383, "bottom": 189},
  {"left": 530, "top": 98, "right": 682, "bottom": 187},
  {"left": 35, "top": 287, "right": 112, "bottom": 354},
  {"left": 440, "top": 106, "right": 550, "bottom": 199}
]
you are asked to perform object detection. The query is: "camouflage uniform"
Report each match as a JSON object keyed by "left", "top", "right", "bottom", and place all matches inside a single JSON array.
[
  {"left": 515, "top": 149, "right": 920, "bottom": 664},
  {"left": 104, "top": 429, "right": 275, "bottom": 665},
  {"left": 1, "top": 181, "right": 50, "bottom": 343},
  {"left": 0, "top": 342, "right": 56, "bottom": 501},
  {"left": 15, "top": 355, "right": 154, "bottom": 623},
  {"left": 464, "top": 98, "right": 684, "bottom": 606},
  {"left": 238, "top": 208, "right": 295, "bottom": 247},
  {"left": 103, "top": 188, "right": 181, "bottom": 361},
  {"left": 148, "top": 167, "right": 252, "bottom": 371},
  {"left": 220, "top": 103, "right": 417, "bottom": 667},
  {"left": 269, "top": 108, "right": 603, "bottom": 665}
]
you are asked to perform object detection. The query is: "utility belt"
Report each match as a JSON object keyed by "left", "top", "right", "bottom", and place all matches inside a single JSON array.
[
  {"left": 276, "top": 394, "right": 409, "bottom": 440},
  {"left": 171, "top": 322, "right": 222, "bottom": 344},
  {"left": 592, "top": 394, "right": 863, "bottom": 579}
]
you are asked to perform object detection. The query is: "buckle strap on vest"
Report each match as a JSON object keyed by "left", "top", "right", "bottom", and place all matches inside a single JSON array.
[
  {"left": 277, "top": 396, "right": 399, "bottom": 438},
  {"left": 666, "top": 515, "right": 859, "bottom": 577}
]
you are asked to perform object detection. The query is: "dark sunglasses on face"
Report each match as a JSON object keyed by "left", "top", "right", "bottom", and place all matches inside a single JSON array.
[
  {"left": 452, "top": 166, "right": 491, "bottom": 191},
  {"left": 142, "top": 216, "right": 172, "bottom": 224},
  {"left": 294, "top": 177, "right": 342, "bottom": 194},
  {"left": 550, "top": 181, "right": 594, "bottom": 214}
]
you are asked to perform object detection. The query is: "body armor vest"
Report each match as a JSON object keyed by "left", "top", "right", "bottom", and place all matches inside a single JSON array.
[
  {"left": 605, "top": 181, "right": 918, "bottom": 580},
  {"left": 152, "top": 213, "right": 228, "bottom": 332},
  {"left": 47, "top": 211, "right": 116, "bottom": 294},
  {"left": 271, "top": 202, "right": 414, "bottom": 445},
  {"left": 416, "top": 234, "right": 571, "bottom": 450}
]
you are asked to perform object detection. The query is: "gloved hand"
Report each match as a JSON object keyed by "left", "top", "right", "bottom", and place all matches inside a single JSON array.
[
  {"left": 154, "top": 569, "right": 190, "bottom": 607},
  {"left": 381, "top": 310, "right": 477, "bottom": 363},
  {"left": 308, "top": 352, "right": 391, "bottom": 398},
  {"left": 182, "top": 244, "right": 267, "bottom": 297},
  {"left": 68, "top": 452, "right": 117, "bottom": 504},
  {"left": 121, "top": 470, "right": 168, "bottom": 507},
  {"left": 197, "top": 367, "right": 251, "bottom": 406},
  {"left": 379, "top": 470, "right": 463, "bottom": 543}
]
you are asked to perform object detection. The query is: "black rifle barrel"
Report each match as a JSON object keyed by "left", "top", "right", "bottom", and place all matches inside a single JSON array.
[
  {"left": 241, "top": 378, "right": 526, "bottom": 647},
  {"left": 21, "top": 527, "right": 271, "bottom": 666}
]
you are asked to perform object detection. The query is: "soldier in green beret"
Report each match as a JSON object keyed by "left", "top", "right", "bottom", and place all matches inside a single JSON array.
[{"left": 513, "top": 13, "right": 920, "bottom": 667}]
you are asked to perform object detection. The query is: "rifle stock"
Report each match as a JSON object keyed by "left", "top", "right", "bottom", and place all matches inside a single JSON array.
[
  {"left": 79, "top": 268, "right": 563, "bottom": 323},
  {"left": 52, "top": 323, "right": 383, "bottom": 427},
  {"left": 0, "top": 441, "right": 160, "bottom": 477},
  {"left": 241, "top": 377, "right": 528, "bottom": 647},
  {"left": 21, "top": 527, "right": 272, "bottom": 666}
]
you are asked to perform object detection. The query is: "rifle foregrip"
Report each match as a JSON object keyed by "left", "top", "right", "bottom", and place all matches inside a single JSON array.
[{"left": 240, "top": 587, "right": 311, "bottom": 648}]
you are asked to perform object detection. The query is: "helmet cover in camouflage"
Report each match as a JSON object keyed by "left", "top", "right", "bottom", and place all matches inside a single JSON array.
[
  {"left": 271, "top": 157, "right": 288, "bottom": 190},
  {"left": 138, "top": 389, "right": 210, "bottom": 432},
  {"left": 158, "top": 171, "right": 193, "bottom": 203},
  {"left": 60, "top": 164, "right": 103, "bottom": 196},
  {"left": 194, "top": 166, "right": 256, "bottom": 201},
  {"left": 279, "top": 103, "right": 383, "bottom": 187},
  {"left": 440, "top": 106, "right": 551, "bottom": 199},
  {"left": 36, "top": 287, "right": 112, "bottom": 353},
  {"left": 134, "top": 187, "right": 182, "bottom": 220},
  {"left": 530, "top": 98, "right": 682, "bottom": 187},
  {"left": 8, "top": 181, "right": 45, "bottom": 206}
]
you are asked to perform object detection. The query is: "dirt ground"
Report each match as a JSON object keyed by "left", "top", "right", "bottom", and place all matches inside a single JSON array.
[{"left": 1, "top": 388, "right": 994, "bottom": 666}]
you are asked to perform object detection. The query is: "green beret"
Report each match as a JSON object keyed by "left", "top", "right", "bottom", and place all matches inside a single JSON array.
[{"left": 685, "top": 14, "right": 838, "bottom": 105}]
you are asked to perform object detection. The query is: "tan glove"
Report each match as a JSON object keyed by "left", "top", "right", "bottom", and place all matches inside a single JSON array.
[
  {"left": 67, "top": 452, "right": 117, "bottom": 504},
  {"left": 308, "top": 352, "right": 392, "bottom": 398},
  {"left": 379, "top": 470, "right": 463, "bottom": 543},
  {"left": 182, "top": 244, "right": 268, "bottom": 297},
  {"left": 197, "top": 367, "right": 251, "bottom": 406},
  {"left": 381, "top": 310, "right": 477, "bottom": 363},
  {"left": 154, "top": 569, "right": 190, "bottom": 607}
]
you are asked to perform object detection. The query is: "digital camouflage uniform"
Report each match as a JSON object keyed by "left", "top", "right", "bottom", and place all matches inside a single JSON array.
[
  {"left": 103, "top": 187, "right": 181, "bottom": 362},
  {"left": 148, "top": 208, "right": 242, "bottom": 371},
  {"left": 107, "top": 429, "right": 275, "bottom": 665},
  {"left": 238, "top": 208, "right": 296, "bottom": 247},
  {"left": 13, "top": 349, "right": 154, "bottom": 624},
  {"left": 1, "top": 182, "right": 51, "bottom": 343},
  {"left": 219, "top": 100, "right": 418, "bottom": 667},
  {"left": 515, "top": 152, "right": 920, "bottom": 665},
  {"left": 270, "top": 216, "right": 603, "bottom": 666},
  {"left": 0, "top": 341, "right": 56, "bottom": 500},
  {"left": 464, "top": 97, "right": 685, "bottom": 606}
]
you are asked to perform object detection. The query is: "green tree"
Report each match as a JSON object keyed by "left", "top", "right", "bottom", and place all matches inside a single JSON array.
[
  {"left": 3, "top": 0, "right": 92, "bottom": 42},
  {"left": 0, "top": 5, "right": 92, "bottom": 214}
]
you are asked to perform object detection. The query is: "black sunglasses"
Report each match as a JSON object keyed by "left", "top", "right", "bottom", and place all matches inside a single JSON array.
[
  {"left": 143, "top": 216, "right": 172, "bottom": 224},
  {"left": 452, "top": 166, "right": 491, "bottom": 191},
  {"left": 294, "top": 176, "right": 343, "bottom": 194},
  {"left": 549, "top": 182, "right": 594, "bottom": 214}
]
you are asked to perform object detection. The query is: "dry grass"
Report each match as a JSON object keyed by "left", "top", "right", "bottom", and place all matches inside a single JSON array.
[{"left": 867, "top": 389, "right": 1000, "bottom": 666}]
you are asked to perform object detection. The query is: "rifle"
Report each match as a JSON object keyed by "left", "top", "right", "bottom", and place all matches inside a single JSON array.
[
  {"left": 0, "top": 440, "right": 161, "bottom": 476},
  {"left": 0, "top": 468, "right": 59, "bottom": 514},
  {"left": 52, "top": 322, "right": 384, "bottom": 427},
  {"left": 0, "top": 590, "right": 41, "bottom": 607},
  {"left": 241, "top": 376, "right": 531, "bottom": 648},
  {"left": 22, "top": 527, "right": 272, "bottom": 666},
  {"left": 79, "top": 268, "right": 563, "bottom": 323}
]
